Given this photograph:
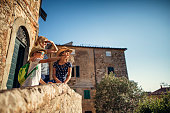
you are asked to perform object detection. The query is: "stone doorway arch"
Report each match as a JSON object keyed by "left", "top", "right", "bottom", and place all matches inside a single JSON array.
[{"left": 6, "top": 26, "right": 30, "bottom": 89}]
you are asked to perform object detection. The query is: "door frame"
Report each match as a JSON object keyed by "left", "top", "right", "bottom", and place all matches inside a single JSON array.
[{"left": 1, "top": 17, "right": 34, "bottom": 89}]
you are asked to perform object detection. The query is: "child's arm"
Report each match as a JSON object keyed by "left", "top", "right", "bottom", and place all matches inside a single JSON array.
[
  {"left": 45, "top": 40, "right": 58, "bottom": 53},
  {"left": 53, "top": 67, "right": 62, "bottom": 83},
  {"left": 64, "top": 67, "right": 72, "bottom": 84},
  {"left": 40, "top": 78, "right": 46, "bottom": 85}
]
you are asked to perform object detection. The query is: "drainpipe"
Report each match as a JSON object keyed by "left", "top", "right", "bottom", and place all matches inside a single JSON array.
[{"left": 93, "top": 48, "right": 97, "bottom": 87}]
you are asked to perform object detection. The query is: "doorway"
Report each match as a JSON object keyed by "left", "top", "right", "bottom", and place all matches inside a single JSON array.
[{"left": 6, "top": 26, "right": 29, "bottom": 89}]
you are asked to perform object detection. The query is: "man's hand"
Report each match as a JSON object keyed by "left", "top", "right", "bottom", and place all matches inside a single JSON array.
[{"left": 45, "top": 40, "right": 54, "bottom": 44}]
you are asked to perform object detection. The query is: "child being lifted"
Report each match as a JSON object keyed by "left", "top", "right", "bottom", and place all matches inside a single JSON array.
[
  {"left": 20, "top": 36, "right": 58, "bottom": 87},
  {"left": 21, "top": 47, "right": 58, "bottom": 87}
]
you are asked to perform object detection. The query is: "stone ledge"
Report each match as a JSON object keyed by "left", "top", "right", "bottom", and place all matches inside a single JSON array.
[{"left": 0, "top": 84, "right": 82, "bottom": 113}]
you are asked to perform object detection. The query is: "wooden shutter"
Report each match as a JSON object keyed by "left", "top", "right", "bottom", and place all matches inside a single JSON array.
[
  {"left": 6, "top": 38, "right": 20, "bottom": 89},
  {"left": 72, "top": 66, "right": 74, "bottom": 77},
  {"left": 84, "top": 90, "right": 90, "bottom": 99},
  {"left": 76, "top": 66, "right": 80, "bottom": 77}
]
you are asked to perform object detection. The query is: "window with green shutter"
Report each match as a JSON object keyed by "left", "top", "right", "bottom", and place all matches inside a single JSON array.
[{"left": 84, "top": 90, "right": 90, "bottom": 99}]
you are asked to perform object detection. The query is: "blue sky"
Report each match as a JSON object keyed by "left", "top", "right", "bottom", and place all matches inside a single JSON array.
[{"left": 39, "top": 0, "right": 170, "bottom": 92}]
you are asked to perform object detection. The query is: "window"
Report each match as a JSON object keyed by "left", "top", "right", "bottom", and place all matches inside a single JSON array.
[
  {"left": 108, "top": 67, "right": 114, "bottom": 74},
  {"left": 85, "top": 111, "right": 92, "bottom": 113},
  {"left": 72, "top": 66, "right": 80, "bottom": 77},
  {"left": 106, "top": 51, "right": 111, "bottom": 56},
  {"left": 73, "top": 89, "right": 76, "bottom": 92},
  {"left": 76, "top": 66, "right": 80, "bottom": 77},
  {"left": 84, "top": 90, "right": 90, "bottom": 99},
  {"left": 72, "top": 66, "right": 74, "bottom": 77}
]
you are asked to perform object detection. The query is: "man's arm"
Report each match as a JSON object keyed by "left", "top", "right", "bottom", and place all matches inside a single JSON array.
[
  {"left": 45, "top": 41, "right": 58, "bottom": 53},
  {"left": 39, "top": 57, "right": 58, "bottom": 63}
]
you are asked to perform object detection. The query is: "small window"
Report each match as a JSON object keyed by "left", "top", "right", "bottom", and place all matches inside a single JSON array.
[
  {"left": 72, "top": 66, "right": 74, "bottom": 77},
  {"left": 106, "top": 51, "right": 111, "bottom": 56},
  {"left": 85, "top": 111, "right": 92, "bottom": 113},
  {"left": 76, "top": 66, "right": 80, "bottom": 77},
  {"left": 108, "top": 67, "right": 114, "bottom": 74},
  {"left": 73, "top": 89, "right": 76, "bottom": 92},
  {"left": 71, "top": 49, "right": 75, "bottom": 55},
  {"left": 84, "top": 90, "right": 90, "bottom": 99}
]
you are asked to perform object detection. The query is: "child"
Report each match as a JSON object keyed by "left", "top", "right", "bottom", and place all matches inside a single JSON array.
[
  {"left": 52, "top": 47, "right": 73, "bottom": 84},
  {"left": 21, "top": 47, "right": 58, "bottom": 87}
]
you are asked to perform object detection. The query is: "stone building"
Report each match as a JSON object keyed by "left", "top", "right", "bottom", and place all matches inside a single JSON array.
[
  {"left": 0, "top": 0, "right": 46, "bottom": 90},
  {"left": 49, "top": 44, "right": 128, "bottom": 113}
]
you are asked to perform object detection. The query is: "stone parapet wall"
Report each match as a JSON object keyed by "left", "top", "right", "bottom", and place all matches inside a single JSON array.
[{"left": 0, "top": 84, "right": 82, "bottom": 113}]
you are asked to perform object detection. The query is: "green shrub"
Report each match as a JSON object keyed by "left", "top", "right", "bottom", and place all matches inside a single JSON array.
[
  {"left": 136, "top": 92, "right": 170, "bottom": 113},
  {"left": 95, "top": 73, "right": 144, "bottom": 113}
]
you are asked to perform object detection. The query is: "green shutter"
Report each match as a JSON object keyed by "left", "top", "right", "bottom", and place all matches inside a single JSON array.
[
  {"left": 76, "top": 66, "right": 80, "bottom": 77},
  {"left": 6, "top": 38, "right": 26, "bottom": 89},
  {"left": 6, "top": 39, "right": 20, "bottom": 89},
  {"left": 84, "top": 90, "right": 90, "bottom": 99}
]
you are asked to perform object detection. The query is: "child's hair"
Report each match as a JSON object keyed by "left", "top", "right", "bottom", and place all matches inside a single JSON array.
[
  {"left": 55, "top": 46, "right": 73, "bottom": 63},
  {"left": 30, "top": 50, "right": 46, "bottom": 57},
  {"left": 58, "top": 50, "right": 70, "bottom": 56},
  {"left": 29, "top": 47, "right": 46, "bottom": 57},
  {"left": 34, "top": 36, "right": 48, "bottom": 46},
  {"left": 57, "top": 55, "right": 74, "bottom": 63}
]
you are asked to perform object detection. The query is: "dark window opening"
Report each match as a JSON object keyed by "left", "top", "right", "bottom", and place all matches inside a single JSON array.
[
  {"left": 72, "top": 66, "right": 74, "bottom": 77},
  {"left": 73, "top": 89, "right": 76, "bottom": 92},
  {"left": 85, "top": 111, "right": 92, "bottom": 113},
  {"left": 76, "top": 66, "right": 80, "bottom": 77},
  {"left": 108, "top": 67, "right": 114, "bottom": 74}
]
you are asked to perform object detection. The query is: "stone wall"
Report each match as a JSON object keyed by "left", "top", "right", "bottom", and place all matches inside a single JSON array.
[
  {"left": 0, "top": 0, "right": 14, "bottom": 89},
  {"left": 0, "top": 84, "right": 82, "bottom": 113},
  {"left": 0, "top": 0, "right": 41, "bottom": 89}
]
